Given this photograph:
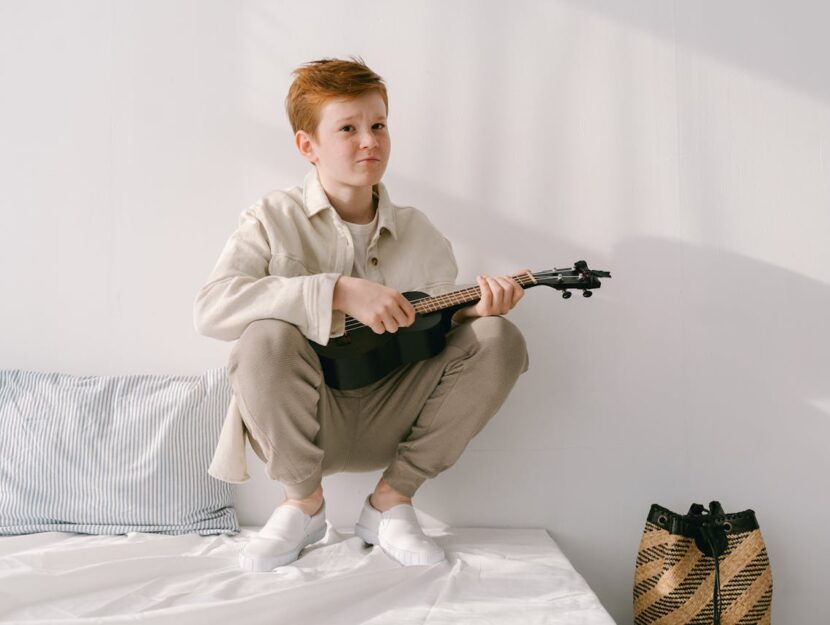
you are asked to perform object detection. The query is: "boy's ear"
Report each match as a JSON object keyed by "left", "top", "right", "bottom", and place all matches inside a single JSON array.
[{"left": 295, "top": 130, "right": 318, "bottom": 164}]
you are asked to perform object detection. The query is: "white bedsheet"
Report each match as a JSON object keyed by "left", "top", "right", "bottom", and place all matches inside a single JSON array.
[{"left": 0, "top": 526, "right": 616, "bottom": 624}]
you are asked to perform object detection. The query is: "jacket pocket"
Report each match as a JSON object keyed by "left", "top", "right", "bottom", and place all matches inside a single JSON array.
[{"left": 269, "top": 254, "right": 316, "bottom": 277}]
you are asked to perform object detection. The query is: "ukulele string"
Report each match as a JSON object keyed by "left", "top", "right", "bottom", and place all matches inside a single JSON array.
[{"left": 340, "top": 271, "right": 548, "bottom": 333}]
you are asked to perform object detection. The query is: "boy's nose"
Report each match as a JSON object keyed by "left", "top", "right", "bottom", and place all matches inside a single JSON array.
[{"left": 360, "top": 131, "right": 378, "bottom": 149}]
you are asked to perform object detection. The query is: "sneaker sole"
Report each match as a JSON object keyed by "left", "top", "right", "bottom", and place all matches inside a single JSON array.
[
  {"left": 354, "top": 522, "right": 379, "bottom": 546},
  {"left": 239, "top": 524, "right": 327, "bottom": 572}
]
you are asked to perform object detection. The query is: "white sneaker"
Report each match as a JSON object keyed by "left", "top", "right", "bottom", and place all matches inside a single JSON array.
[
  {"left": 239, "top": 499, "right": 327, "bottom": 572},
  {"left": 354, "top": 494, "right": 446, "bottom": 566}
]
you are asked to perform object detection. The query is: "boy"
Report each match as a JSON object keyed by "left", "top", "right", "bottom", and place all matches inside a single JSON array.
[{"left": 193, "top": 57, "right": 529, "bottom": 571}]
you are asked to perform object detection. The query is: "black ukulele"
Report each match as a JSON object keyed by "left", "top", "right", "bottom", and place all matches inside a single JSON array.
[{"left": 310, "top": 260, "right": 611, "bottom": 390}]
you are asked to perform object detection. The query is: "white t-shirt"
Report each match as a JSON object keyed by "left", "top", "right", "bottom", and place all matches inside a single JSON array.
[{"left": 343, "top": 207, "right": 379, "bottom": 279}]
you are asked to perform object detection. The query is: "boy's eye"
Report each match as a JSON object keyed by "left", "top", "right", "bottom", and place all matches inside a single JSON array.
[{"left": 339, "top": 123, "right": 386, "bottom": 132}]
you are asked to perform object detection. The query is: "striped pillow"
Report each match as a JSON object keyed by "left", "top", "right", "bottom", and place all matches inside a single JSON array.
[{"left": 0, "top": 367, "right": 239, "bottom": 536}]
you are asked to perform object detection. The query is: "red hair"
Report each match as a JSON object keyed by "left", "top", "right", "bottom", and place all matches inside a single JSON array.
[{"left": 285, "top": 56, "right": 388, "bottom": 140}]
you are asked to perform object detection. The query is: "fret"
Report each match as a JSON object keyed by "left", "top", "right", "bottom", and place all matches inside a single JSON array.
[{"left": 413, "top": 273, "right": 532, "bottom": 315}]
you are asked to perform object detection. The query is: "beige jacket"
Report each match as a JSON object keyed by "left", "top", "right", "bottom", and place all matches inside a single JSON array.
[{"left": 194, "top": 167, "right": 459, "bottom": 483}]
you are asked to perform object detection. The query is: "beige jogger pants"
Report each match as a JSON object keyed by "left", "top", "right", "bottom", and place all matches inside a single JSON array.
[{"left": 227, "top": 315, "right": 529, "bottom": 500}]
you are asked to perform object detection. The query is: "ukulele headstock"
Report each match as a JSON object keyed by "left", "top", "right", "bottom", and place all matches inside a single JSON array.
[{"left": 530, "top": 260, "right": 611, "bottom": 298}]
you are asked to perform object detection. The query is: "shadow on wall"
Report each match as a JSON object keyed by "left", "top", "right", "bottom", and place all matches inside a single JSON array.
[
  {"left": 544, "top": 235, "right": 828, "bottom": 625},
  {"left": 560, "top": 0, "right": 830, "bottom": 103},
  {"left": 370, "top": 172, "right": 826, "bottom": 622}
]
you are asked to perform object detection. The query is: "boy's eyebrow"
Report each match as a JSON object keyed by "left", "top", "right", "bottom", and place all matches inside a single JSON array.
[{"left": 334, "top": 114, "right": 387, "bottom": 123}]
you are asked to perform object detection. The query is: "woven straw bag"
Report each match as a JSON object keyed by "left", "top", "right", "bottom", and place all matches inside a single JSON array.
[{"left": 633, "top": 501, "right": 772, "bottom": 625}]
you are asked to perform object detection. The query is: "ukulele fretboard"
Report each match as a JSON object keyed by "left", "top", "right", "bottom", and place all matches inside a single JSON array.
[{"left": 413, "top": 271, "right": 537, "bottom": 315}]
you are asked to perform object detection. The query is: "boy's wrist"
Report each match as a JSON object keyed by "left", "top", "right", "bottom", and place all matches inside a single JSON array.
[
  {"left": 452, "top": 305, "right": 477, "bottom": 324},
  {"left": 332, "top": 275, "right": 352, "bottom": 311}
]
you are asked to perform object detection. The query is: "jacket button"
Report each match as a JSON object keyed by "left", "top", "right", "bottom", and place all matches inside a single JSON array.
[{"left": 370, "top": 257, "right": 378, "bottom": 266}]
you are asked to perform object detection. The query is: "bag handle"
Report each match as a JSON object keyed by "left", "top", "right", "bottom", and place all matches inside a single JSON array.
[
  {"left": 687, "top": 503, "right": 706, "bottom": 516},
  {"left": 708, "top": 501, "right": 725, "bottom": 518},
  {"left": 686, "top": 501, "right": 726, "bottom": 519}
]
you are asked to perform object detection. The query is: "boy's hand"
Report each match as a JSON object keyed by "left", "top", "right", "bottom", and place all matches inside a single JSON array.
[
  {"left": 333, "top": 276, "right": 416, "bottom": 334},
  {"left": 453, "top": 269, "right": 529, "bottom": 323}
]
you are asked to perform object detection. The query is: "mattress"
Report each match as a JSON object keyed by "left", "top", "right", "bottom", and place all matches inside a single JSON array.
[{"left": 0, "top": 525, "right": 616, "bottom": 624}]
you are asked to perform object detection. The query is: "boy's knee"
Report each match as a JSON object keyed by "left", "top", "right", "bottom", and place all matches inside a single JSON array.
[
  {"left": 229, "top": 319, "right": 309, "bottom": 370},
  {"left": 470, "top": 315, "right": 529, "bottom": 374}
]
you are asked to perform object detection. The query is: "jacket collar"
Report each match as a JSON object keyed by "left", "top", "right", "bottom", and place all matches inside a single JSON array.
[{"left": 302, "top": 167, "right": 398, "bottom": 240}]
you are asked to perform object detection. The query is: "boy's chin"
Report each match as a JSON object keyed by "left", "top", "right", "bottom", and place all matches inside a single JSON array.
[
  {"left": 322, "top": 166, "right": 385, "bottom": 189},
  {"left": 349, "top": 171, "right": 384, "bottom": 187}
]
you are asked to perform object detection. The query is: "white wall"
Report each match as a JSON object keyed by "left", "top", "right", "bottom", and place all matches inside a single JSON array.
[{"left": 1, "top": 1, "right": 827, "bottom": 622}]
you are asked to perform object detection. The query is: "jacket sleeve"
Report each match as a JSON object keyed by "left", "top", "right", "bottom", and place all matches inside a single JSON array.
[
  {"left": 418, "top": 234, "right": 467, "bottom": 329},
  {"left": 193, "top": 204, "right": 339, "bottom": 345},
  {"left": 419, "top": 235, "right": 459, "bottom": 297}
]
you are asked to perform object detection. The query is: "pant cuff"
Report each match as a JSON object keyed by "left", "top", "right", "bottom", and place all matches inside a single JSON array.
[
  {"left": 279, "top": 467, "right": 323, "bottom": 500},
  {"left": 381, "top": 463, "right": 427, "bottom": 498}
]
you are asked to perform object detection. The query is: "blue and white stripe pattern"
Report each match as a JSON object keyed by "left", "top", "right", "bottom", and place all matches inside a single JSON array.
[{"left": 0, "top": 367, "right": 239, "bottom": 536}]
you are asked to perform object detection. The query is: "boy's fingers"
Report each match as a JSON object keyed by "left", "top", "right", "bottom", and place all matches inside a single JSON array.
[
  {"left": 386, "top": 298, "right": 410, "bottom": 332},
  {"left": 498, "top": 275, "right": 522, "bottom": 311},
  {"left": 485, "top": 276, "right": 504, "bottom": 311},
  {"left": 392, "top": 305, "right": 409, "bottom": 328},
  {"left": 509, "top": 274, "right": 525, "bottom": 303},
  {"left": 511, "top": 285, "right": 524, "bottom": 306},
  {"left": 384, "top": 318, "right": 399, "bottom": 333},
  {"left": 478, "top": 275, "right": 492, "bottom": 310},
  {"left": 494, "top": 276, "right": 514, "bottom": 311}
]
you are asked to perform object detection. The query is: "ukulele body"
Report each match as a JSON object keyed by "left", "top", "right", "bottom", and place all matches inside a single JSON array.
[{"left": 309, "top": 291, "right": 449, "bottom": 390}]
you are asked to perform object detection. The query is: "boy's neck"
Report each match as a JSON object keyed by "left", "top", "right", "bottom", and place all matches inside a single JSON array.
[{"left": 318, "top": 171, "right": 377, "bottom": 224}]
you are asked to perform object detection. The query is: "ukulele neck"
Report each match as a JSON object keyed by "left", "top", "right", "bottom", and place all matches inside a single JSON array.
[{"left": 413, "top": 271, "right": 538, "bottom": 315}]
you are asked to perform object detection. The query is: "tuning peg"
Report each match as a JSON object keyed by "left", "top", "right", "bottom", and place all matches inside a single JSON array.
[
  {"left": 562, "top": 290, "right": 572, "bottom": 299},
  {"left": 583, "top": 290, "right": 592, "bottom": 298}
]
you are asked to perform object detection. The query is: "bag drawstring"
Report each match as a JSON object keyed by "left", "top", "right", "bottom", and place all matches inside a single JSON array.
[
  {"left": 701, "top": 527, "right": 723, "bottom": 625},
  {"left": 693, "top": 504, "right": 727, "bottom": 625}
]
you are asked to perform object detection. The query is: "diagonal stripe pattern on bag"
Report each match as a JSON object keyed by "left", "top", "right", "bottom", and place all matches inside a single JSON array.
[{"left": 633, "top": 501, "right": 772, "bottom": 625}]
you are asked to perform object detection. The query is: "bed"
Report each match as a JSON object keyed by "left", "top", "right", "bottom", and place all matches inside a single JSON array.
[
  {"left": 0, "top": 525, "right": 616, "bottom": 624},
  {"left": 0, "top": 368, "right": 616, "bottom": 624}
]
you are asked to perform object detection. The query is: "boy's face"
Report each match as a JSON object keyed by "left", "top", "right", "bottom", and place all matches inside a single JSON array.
[{"left": 296, "top": 91, "right": 390, "bottom": 193}]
